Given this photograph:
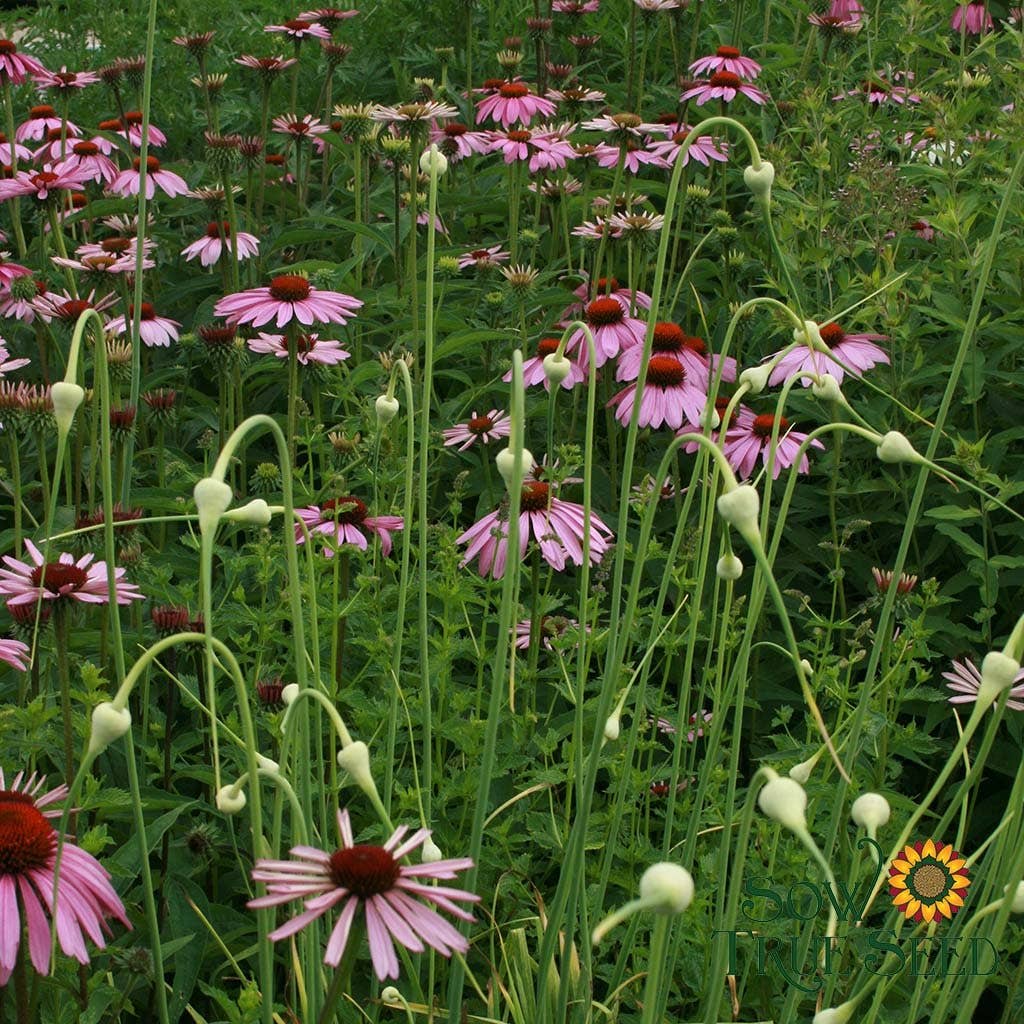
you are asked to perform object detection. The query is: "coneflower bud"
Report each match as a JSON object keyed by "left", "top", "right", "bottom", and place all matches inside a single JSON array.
[
  {"left": 743, "top": 161, "right": 774, "bottom": 202},
  {"left": 788, "top": 750, "right": 822, "bottom": 784},
  {"left": 603, "top": 710, "right": 620, "bottom": 742},
  {"left": 811, "top": 374, "right": 843, "bottom": 402},
  {"left": 542, "top": 351, "right": 572, "bottom": 385},
  {"left": 495, "top": 446, "right": 534, "bottom": 487},
  {"left": 151, "top": 605, "right": 190, "bottom": 636},
  {"left": 88, "top": 701, "right": 132, "bottom": 756},
  {"left": 757, "top": 769, "right": 808, "bottom": 833},
  {"left": 639, "top": 862, "right": 695, "bottom": 914},
  {"left": 876, "top": 430, "right": 922, "bottom": 465},
  {"left": 716, "top": 553, "right": 743, "bottom": 580},
  {"left": 215, "top": 782, "right": 247, "bottom": 815},
  {"left": 336, "top": 740, "right": 378, "bottom": 799},
  {"left": 204, "top": 131, "right": 241, "bottom": 170},
  {"left": 375, "top": 393, "right": 400, "bottom": 425},
  {"left": 737, "top": 364, "right": 771, "bottom": 394},
  {"left": 851, "top": 793, "right": 890, "bottom": 833},
  {"left": 193, "top": 477, "right": 233, "bottom": 536},
  {"left": 418, "top": 143, "right": 448, "bottom": 176},
  {"left": 716, "top": 484, "right": 760, "bottom": 539},
  {"left": 501, "top": 264, "right": 539, "bottom": 298},
  {"left": 51, "top": 380, "right": 85, "bottom": 437},
  {"left": 1006, "top": 881, "right": 1024, "bottom": 914},
  {"left": 223, "top": 498, "right": 273, "bottom": 525},
  {"left": 281, "top": 683, "right": 300, "bottom": 706},
  {"left": 421, "top": 837, "right": 444, "bottom": 863},
  {"left": 977, "top": 651, "right": 1022, "bottom": 709},
  {"left": 813, "top": 1003, "right": 854, "bottom": 1024}
]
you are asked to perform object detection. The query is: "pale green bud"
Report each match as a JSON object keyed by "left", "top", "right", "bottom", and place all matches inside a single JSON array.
[{"left": 639, "top": 862, "right": 694, "bottom": 913}]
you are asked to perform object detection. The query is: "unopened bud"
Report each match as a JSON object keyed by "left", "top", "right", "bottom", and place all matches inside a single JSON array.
[
  {"left": 381, "top": 987, "right": 403, "bottom": 1006},
  {"left": 851, "top": 793, "right": 891, "bottom": 831},
  {"left": 542, "top": 352, "right": 572, "bottom": 385},
  {"left": 794, "top": 320, "right": 825, "bottom": 351},
  {"left": 738, "top": 364, "right": 771, "bottom": 394},
  {"left": 603, "top": 711, "right": 620, "bottom": 742},
  {"left": 419, "top": 144, "right": 448, "bottom": 176},
  {"left": 87, "top": 701, "right": 132, "bottom": 755},
  {"left": 639, "top": 862, "right": 694, "bottom": 913},
  {"left": 1006, "top": 881, "right": 1024, "bottom": 914},
  {"left": 496, "top": 446, "right": 534, "bottom": 487},
  {"left": 216, "top": 784, "right": 247, "bottom": 815},
  {"left": 337, "top": 740, "right": 377, "bottom": 796},
  {"left": 699, "top": 406, "right": 721, "bottom": 430},
  {"left": 716, "top": 553, "right": 743, "bottom": 580},
  {"left": 758, "top": 770, "right": 808, "bottom": 833},
  {"left": 717, "top": 485, "right": 760, "bottom": 534},
  {"left": 281, "top": 683, "right": 300, "bottom": 706},
  {"left": 194, "top": 477, "right": 233, "bottom": 536},
  {"left": 977, "top": 651, "right": 1022, "bottom": 708},
  {"left": 813, "top": 1004, "right": 854, "bottom": 1024},
  {"left": 743, "top": 161, "right": 774, "bottom": 201},
  {"left": 422, "top": 837, "right": 444, "bottom": 863},
  {"left": 51, "top": 381, "right": 85, "bottom": 436},
  {"left": 223, "top": 498, "right": 272, "bottom": 525},
  {"left": 876, "top": 431, "right": 921, "bottom": 465},
  {"left": 788, "top": 750, "right": 822, "bottom": 784},
  {"left": 375, "top": 393, "right": 399, "bottom": 425},
  {"left": 811, "top": 374, "right": 843, "bottom": 402},
  {"left": 256, "top": 753, "right": 280, "bottom": 773}
]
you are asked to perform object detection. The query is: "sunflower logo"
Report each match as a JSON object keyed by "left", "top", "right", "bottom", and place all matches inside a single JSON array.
[{"left": 888, "top": 839, "right": 970, "bottom": 923}]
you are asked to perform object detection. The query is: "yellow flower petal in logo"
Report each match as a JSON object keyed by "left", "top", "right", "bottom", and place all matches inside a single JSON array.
[{"left": 889, "top": 839, "right": 971, "bottom": 922}]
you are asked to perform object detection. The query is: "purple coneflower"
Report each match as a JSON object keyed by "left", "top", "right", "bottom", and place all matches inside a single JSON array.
[
  {"left": 108, "top": 156, "right": 189, "bottom": 200},
  {"left": 0, "top": 254, "right": 32, "bottom": 290},
  {"left": 299, "top": 7, "right": 361, "bottom": 22},
  {"left": 0, "top": 637, "right": 29, "bottom": 670},
  {"left": 944, "top": 658, "right": 1024, "bottom": 711},
  {"left": 214, "top": 275, "right": 362, "bottom": 329},
  {"left": 458, "top": 479, "right": 614, "bottom": 578},
  {"left": 607, "top": 356, "right": 708, "bottom": 430},
  {"left": 15, "top": 104, "right": 79, "bottom": 143},
  {"left": 235, "top": 54, "right": 298, "bottom": 77},
  {"left": 429, "top": 121, "right": 490, "bottom": 161},
  {"left": 0, "top": 164, "right": 91, "bottom": 202},
  {"left": 33, "top": 289, "right": 118, "bottom": 323},
  {"left": 871, "top": 567, "right": 918, "bottom": 595},
  {"left": 0, "top": 769, "right": 130, "bottom": 984},
  {"left": 0, "top": 39, "right": 47, "bottom": 85},
  {"left": 766, "top": 322, "right": 889, "bottom": 387},
  {"left": 722, "top": 413, "right": 824, "bottom": 480},
  {"left": 34, "top": 67, "right": 101, "bottom": 93},
  {"left": 264, "top": 17, "right": 331, "bottom": 39},
  {"left": 475, "top": 81, "right": 556, "bottom": 129},
  {"left": 57, "top": 140, "right": 119, "bottom": 185},
  {"left": 106, "top": 303, "right": 181, "bottom": 348},
  {"left": 442, "top": 410, "right": 512, "bottom": 451},
  {"left": 690, "top": 45, "right": 762, "bottom": 80},
  {"left": 616, "top": 322, "right": 735, "bottom": 388},
  {"left": 181, "top": 222, "right": 261, "bottom": 266},
  {"left": 647, "top": 124, "right": 728, "bottom": 168},
  {"left": 834, "top": 78, "right": 920, "bottom": 105},
  {"left": 951, "top": 2, "right": 993, "bottom": 33},
  {"left": 0, "top": 131, "right": 31, "bottom": 164},
  {"left": 115, "top": 111, "right": 168, "bottom": 149},
  {"left": 295, "top": 497, "right": 403, "bottom": 557},
  {"left": 249, "top": 808, "right": 478, "bottom": 981},
  {"left": 0, "top": 341, "right": 29, "bottom": 378},
  {"left": 272, "top": 113, "right": 330, "bottom": 140},
  {"left": 247, "top": 332, "right": 350, "bottom": 366},
  {"left": 568, "top": 296, "right": 646, "bottom": 370},
  {"left": 0, "top": 539, "right": 144, "bottom": 608},
  {"left": 457, "top": 244, "right": 510, "bottom": 270},
  {"left": 681, "top": 71, "right": 767, "bottom": 106},
  {"left": 553, "top": 0, "right": 600, "bottom": 11},
  {"left": 513, "top": 615, "right": 584, "bottom": 650}
]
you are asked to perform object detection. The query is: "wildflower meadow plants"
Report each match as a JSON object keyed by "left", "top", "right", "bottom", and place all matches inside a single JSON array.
[{"left": 0, "top": 1, "right": 1023, "bottom": 1023}]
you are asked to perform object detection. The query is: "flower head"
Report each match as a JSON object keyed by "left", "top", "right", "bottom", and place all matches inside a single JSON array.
[
  {"left": 689, "top": 46, "right": 762, "bottom": 80},
  {"left": 951, "top": 2, "right": 993, "bottom": 34},
  {"left": 943, "top": 658, "right": 1024, "bottom": 711},
  {"left": 722, "top": 414, "right": 824, "bottom": 479},
  {"left": 767, "top": 322, "right": 889, "bottom": 387},
  {"left": 442, "top": 410, "right": 512, "bottom": 451},
  {"left": 458, "top": 479, "right": 613, "bottom": 578},
  {"left": 0, "top": 40, "right": 46, "bottom": 86},
  {"left": 214, "top": 275, "right": 362, "bottom": 329},
  {"left": 249, "top": 808, "right": 479, "bottom": 980},
  {"left": 248, "top": 332, "right": 350, "bottom": 366},
  {"left": 0, "top": 539, "right": 144, "bottom": 608},
  {"left": 608, "top": 357, "right": 708, "bottom": 430},
  {"left": 0, "top": 638, "right": 29, "bottom": 670},
  {"left": 0, "top": 769, "right": 130, "bottom": 983},
  {"left": 264, "top": 17, "right": 331, "bottom": 39},
  {"left": 296, "top": 497, "right": 403, "bottom": 557},
  {"left": 106, "top": 303, "right": 181, "bottom": 348},
  {"left": 681, "top": 71, "right": 767, "bottom": 106},
  {"left": 181, "top": 222, "right": 261, "bottom": 266},
  {"left": 108, "top": 156, "right": 188, "bottom": 199},
  {"left": 475, "top": 81, "right": 556, "bottom": 129},
  {"left": 33, "top": 67, "right": 100, "bottom": 93}
]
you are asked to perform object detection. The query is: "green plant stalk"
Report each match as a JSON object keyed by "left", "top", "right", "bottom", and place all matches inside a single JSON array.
[
  {"left": 445, "top": 350, "right": 527, "bottom": 1018},
  {"left": 120, "top": 0, "right": 159, "bottom": 507},
  {"left": 416, "top": 157, "right": 442, "bottom": 821}
]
